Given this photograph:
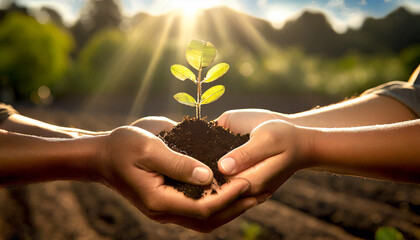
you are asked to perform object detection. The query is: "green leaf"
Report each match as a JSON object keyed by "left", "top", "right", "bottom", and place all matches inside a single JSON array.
[
  {"left": 203, "top": 63, "right": 229, "bottom": 83},
  {"left": 201, "top": 85, "right": 225, "bottom": 105},
  {"left": 186, "top": 40, "right": 217, "bottom": 70},
  {"left": 170, "top": 64, "right": 196, "bottom": 82},
  {"left": 375, "top": 227, "right": 405, "bottom": 240},
  {"left": 173, "top": 92, "right": 196, "bottom": 107}
]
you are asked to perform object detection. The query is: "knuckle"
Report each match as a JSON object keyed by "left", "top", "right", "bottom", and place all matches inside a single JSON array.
[
  {"left": 171, "top": 154, "right": 187, "bottom": 177},
  {"left": 236, "top": 148, "right": 252, "bottom": 167},
  {"left": 141, "top": 138, "right": 159, "bottom": 157}
]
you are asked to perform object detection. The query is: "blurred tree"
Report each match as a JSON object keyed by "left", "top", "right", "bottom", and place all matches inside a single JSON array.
[
  {"left": 0, "top": 13, "right": 74, "bottom": 100},
  {"left": 0, "top": 1, "right": 29, "bottom": 21},
  {"left": 399, "top": 44, "right": 420, "bottom": 73},
  {"left": 72, "top": 28, "right": 124, "bottom": 93},
  {"left": 71, "top": 0, "right": 122, "bottom": 51}
]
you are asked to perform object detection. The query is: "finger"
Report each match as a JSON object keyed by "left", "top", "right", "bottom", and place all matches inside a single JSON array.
[
  {"left": 155, "top": 178, "right": 251, "bottom": 219},
  {"left": 218, "top": 132, "right": 282, "bottom": 175},
  {"left": 152, "top": 196, "right": 257, "bottom": 233},
  {"left": 214, "top": 112, "right": 229, "bottom": 128},
  {"left": 131, "top": 116, "right": 177, "bottom": 135},
  {"left": 142, "top": 139, "right": 213, "bottom": 185},
  {"left": 231, "top": 154, "right": 295, "bottom": 195}
]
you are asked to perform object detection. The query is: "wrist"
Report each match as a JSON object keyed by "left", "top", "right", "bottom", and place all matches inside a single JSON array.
[
  {"left": 295, "top": 126, "right": 319, "bottom": 170},
  {"left": 54, "top": 135, "right": 106, "bottom": 183}
]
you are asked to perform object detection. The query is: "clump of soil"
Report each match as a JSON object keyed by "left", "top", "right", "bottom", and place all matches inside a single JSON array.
[{"left": 158, "top": 117, "right": 249, "bottom": 199}]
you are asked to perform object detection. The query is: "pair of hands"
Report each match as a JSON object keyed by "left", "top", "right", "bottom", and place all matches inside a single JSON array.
[
  {"left": 95, "top": 117, "right": 258, "bottom": 232},
  {"left": 97, "top": 111, "right": 305, "bottom": 232}
]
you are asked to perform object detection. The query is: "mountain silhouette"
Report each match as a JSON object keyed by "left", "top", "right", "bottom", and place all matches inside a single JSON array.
[
  {"left": 275, "top": 11, "right": 342, "bottom": 56},
  {"left": 344, "top": 7, "right": 420, "bottom": 54},
  {"left": 128, "top": 6, "right": 419, "bottom": 57}
]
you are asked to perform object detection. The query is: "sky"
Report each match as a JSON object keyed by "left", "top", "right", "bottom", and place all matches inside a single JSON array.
[{"left": 3, "top": 0, "right": 420, "bottom": 33}]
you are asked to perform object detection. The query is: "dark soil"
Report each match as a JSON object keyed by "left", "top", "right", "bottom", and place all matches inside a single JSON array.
[
  {"left": 158, "top": 117, "right": 249, "bottom": 199},
  {"left": 4, "top": 102, "right": 420, "bottom": 240}
]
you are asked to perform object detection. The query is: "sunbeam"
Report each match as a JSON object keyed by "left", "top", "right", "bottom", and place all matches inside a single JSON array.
[{"left": 127, "top": 13, "right": 177, "bottom": 121}]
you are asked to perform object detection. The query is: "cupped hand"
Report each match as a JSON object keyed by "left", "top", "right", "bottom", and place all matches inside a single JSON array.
[
  {"left": 96, "top": 126, "right": 257, "bottom": 232},
  {"left": 218, "top": 120, "right": 312, "bottom": 196},
  {"left": 130, "top": 116, "right": 177, "bottom": 135},
  {"left": 215, "top": 109, "right": 289, "bottom": 135}
]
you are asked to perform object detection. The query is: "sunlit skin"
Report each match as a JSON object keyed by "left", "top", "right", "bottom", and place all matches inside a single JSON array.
[
  {"left": 215, "top": 66, "right": 420, "bottom": 196},
  {"left": 0, "top": 113, "right": 260, "bottom": 232}
]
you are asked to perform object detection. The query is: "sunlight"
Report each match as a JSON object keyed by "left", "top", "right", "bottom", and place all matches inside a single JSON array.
[
  {"left": 176, "top": 1, "right": 210, "bottom": 18},
  {"left": 166, "top": 0, "right": 229, "bottom": 17},
  {"left": 84, "top": 0, "right": 275, "bottom": 121},
  {"left": 128, "top": 13, "right": 177, "bottom": 121}
]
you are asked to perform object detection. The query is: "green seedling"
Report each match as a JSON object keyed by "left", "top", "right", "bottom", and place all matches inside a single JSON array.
[{"left": 171, "top": 40, "right": 229, "bottom": 119}]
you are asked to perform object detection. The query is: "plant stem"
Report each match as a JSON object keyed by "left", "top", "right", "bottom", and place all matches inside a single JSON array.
[{"left": 196, "top": 67, "right": 202, "bottom": 119}]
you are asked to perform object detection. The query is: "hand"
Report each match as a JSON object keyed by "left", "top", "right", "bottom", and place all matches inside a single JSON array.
[
  {"left": 96, "top": 126, "right": 257, "bottom": 232},
  {"left": 130, "top": 116, "right": 177, "bottom": 135},
  {"left": 218, "top": 120, "right": 311, "bottom": 196},
  {"left": 215, "top": 109, "right": 289, "bottom": 135}
]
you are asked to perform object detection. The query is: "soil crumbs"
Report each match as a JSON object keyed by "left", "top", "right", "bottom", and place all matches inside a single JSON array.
[{"left": 158, "top": 117, "right": 249, "bottom": 199}]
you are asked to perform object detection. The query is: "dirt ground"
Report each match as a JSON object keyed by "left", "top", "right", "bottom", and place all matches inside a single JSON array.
[{"left": 1, "top": 94, "right": 420, "bottom": 240}]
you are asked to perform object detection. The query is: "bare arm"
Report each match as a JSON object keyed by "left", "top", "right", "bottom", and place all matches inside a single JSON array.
[
  {"left": 0, "top": 129, "right": 99, "bottom": 185},
  {"left": 0, "top": 113, "right": 176, "bottom": 138},
  {"left": 310, "top": 119, "right": 420, "bottom": 182},
  {"left": 217, "top": 65, "right": 420, "bottom": 132},
  {"left": 0, "top": 127, "right": 256, "bottom": 232},
  {"left": 288, "top": 94, "right": 416, "bottom": 127},
  {"left": 218, "top": 119, "right": 420, "bottom": 195},
  {"left": 0, "top": 114, "right": 109, "bottom": 138}
]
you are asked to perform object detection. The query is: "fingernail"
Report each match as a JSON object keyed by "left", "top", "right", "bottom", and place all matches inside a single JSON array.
[
  {"left": 240, "top": 183, "right": 251, "bottom": 195},
  {"left": 192, "top": 167, "right": 211, "bottom": 183},
  {"left": 220, "top": 157, "right": 236, "bottom": 174}
]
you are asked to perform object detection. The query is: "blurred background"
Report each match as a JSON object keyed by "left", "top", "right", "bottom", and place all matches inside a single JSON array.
[
  {"left": 0, "top": 0, "right": 419, "bottom": 122},
  {"left": 0, "top": 0, "right": 420, "bottom": 239}
]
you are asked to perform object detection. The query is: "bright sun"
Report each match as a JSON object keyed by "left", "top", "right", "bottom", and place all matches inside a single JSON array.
[{"left": 172, "top": 0, "right": 220, "bottom": 17}]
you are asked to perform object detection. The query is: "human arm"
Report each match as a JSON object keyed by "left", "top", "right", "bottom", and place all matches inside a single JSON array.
[
  {"left": 216, "top": 65, "right": 420, "bottom": 132},
  {"left": 0, "top": 113, "right": 110, "bottom": 138},
  {"left": 218, "top": 119, "right": 420, "bottom": 195},
  {"left": 216, "top": 94, "right": 416, "bottom": 134},
  {"left": 0, "top": 126, "right": 256, "bottom": 232},
  {"left": 0, "top": 112, "right": 175, "bottom": 138}
]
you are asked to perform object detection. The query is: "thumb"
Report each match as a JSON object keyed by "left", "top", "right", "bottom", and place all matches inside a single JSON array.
[
  {"left": 218, "top": 131, "right": 277, "bottom": 175},
  {"left": 145, "top": 140, "right": 213, "bottom": 185}
]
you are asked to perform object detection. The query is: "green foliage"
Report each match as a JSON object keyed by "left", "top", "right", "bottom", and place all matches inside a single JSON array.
[
  {"left": 170, "top": 64, "right": 196, "bottom": 82},
  {"left": 171, "top": 40, "right": 229, "bottom": 119},
  {"left": 75, "top": 28, "right": 125, "bottom": 93},
  {"left": 0, "top": 12, "right": 73, "bottom": 98},
  {"left": 375, "top": 226, "right": 405, "bottom": 240},
  {"left": 241, "top": 221, "right": 262, "bottom": 240},
  {"left": 186, "top": 40, "right": 217, "bottom": 70},
  {"left": 201, "top": 85, "right": 225, "bottom": 104},
  {"left": 204, "top": 63, "right": 230, "bottom": 83},
  {"left": 173, "top": 92, "right": 196, "bottom": 106}
]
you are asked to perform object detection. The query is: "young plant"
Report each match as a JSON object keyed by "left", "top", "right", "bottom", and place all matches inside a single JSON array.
[{"left": 171, "top": 40, "right": 229, "bottom": 119}]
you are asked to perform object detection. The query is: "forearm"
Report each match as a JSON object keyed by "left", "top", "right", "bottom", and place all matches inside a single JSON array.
[
  {"left": 308, "top": 119, "right": 420, "bottom": 182},
  {"left": 284, "top": 94, "right": 416, "bottom": 128},
  {"left": 0, "top": 130, "right": 103, "bottom": 186},
  {"left": 0, "top": 114, "right": 108, "bottom": 138}
]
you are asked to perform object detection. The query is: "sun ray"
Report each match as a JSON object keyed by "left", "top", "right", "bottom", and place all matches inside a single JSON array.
[
  {"left": 226, "top": 9, "right": 271, "bottom": 53},
  {"left": 83, "top": 14, "right": 168, "bottom": 113},
  {"left": 127, "top": 13, "right": 177, "bottom": 121}
]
